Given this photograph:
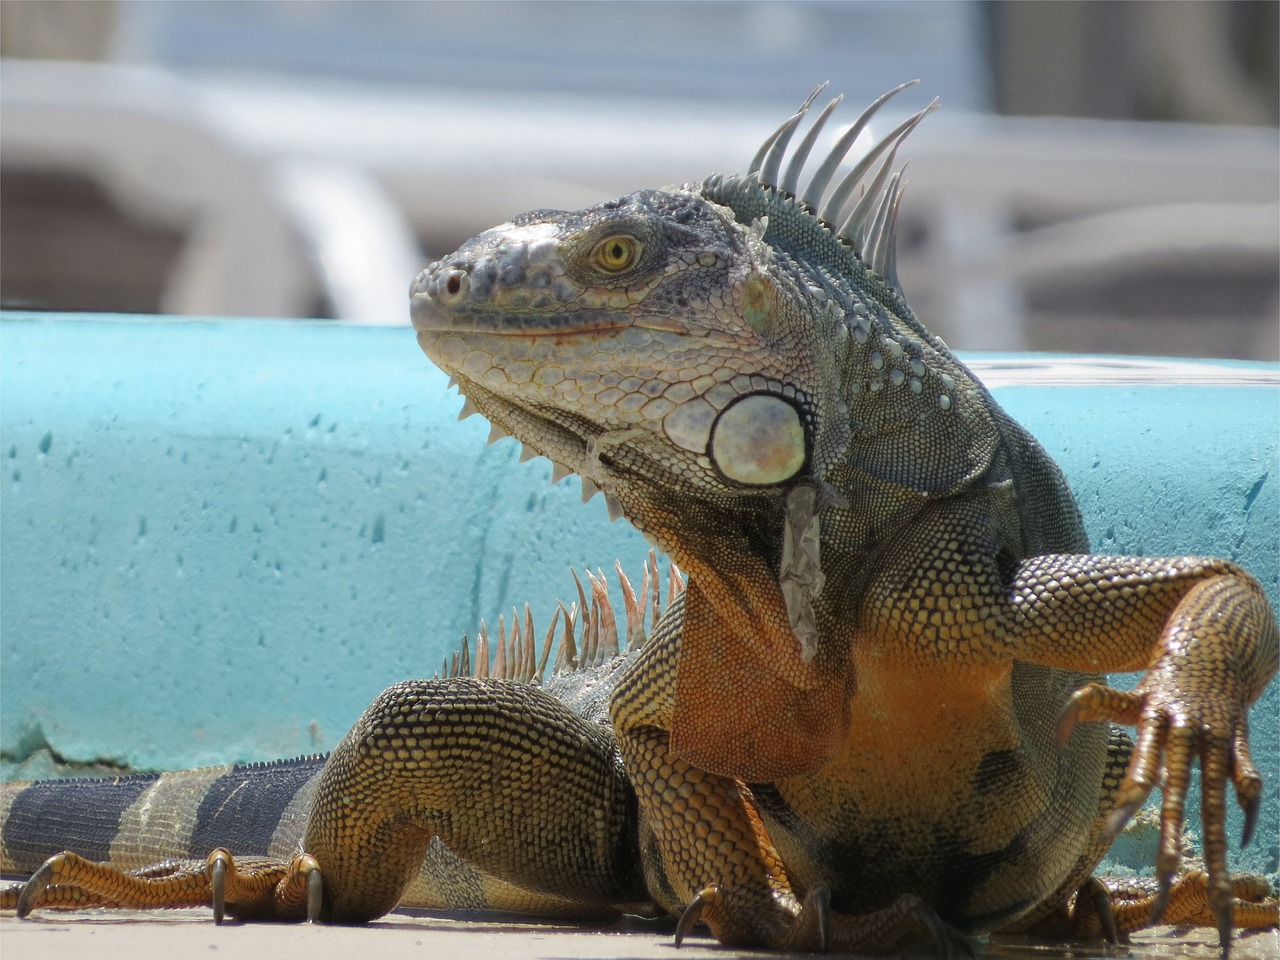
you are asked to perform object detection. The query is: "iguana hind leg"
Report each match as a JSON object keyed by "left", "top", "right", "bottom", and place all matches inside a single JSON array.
[
  {"left": 1013, "top": 873, "right": 1279, "bottom": 943},
  {"left": 302, "top": 677, "right": 645, "bottom": 922},
  {"left": 1011, "top": 727, "right": 1279, "bottom": 944},
  {"left": 1098, "top": 872, "right": 1277, "bottom": 934}
]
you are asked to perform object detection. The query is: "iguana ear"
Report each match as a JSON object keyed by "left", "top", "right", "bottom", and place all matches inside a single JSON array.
[{"left": 670, "top": 575, "right": 852, "bottom": 781}]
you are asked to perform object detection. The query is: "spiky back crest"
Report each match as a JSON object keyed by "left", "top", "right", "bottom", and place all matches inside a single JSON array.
[
  {"left": 437, "top": 551, "right": 684, "bottom": 687},
  {"left": 700, "top": 82, "right": 935, "bottom": 321}
]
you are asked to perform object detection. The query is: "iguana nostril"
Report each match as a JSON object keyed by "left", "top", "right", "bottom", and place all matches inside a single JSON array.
[{"left": 439, "top": 269, "right": 468, "bottom": 301}]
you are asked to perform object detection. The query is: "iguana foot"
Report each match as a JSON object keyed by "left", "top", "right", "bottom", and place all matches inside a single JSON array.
[
  {"left": 816, "top": 892, "right": 973, "bottom": 957},
  {"left": 1061, "top": 676, "right": 1264, "bottom": 951},
  {"left": 6, "top": 848, "right": 320, "bottom": 921},
  {"left": 673, "top": 884, "right": 830, "bottom": 949},
  {"left": 675, "top": 883, "right": 973, "bottom": 956},
  {"left": 1100, "top": 871, "right": 1278, "bottom": 935},
  {"left": 1004, "top": 872, "right": 1277, "bottom": 950},
  {"left": 207, "top": 849, "right": 323, "bottom": 922},
  {"left": 1056, "top": 569, "right": 1279, "bottom": 956}
]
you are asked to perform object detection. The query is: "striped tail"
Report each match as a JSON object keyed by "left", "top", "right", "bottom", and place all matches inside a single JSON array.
[{"left": 1, "top": 756, "right": 325, "bottom": 879}]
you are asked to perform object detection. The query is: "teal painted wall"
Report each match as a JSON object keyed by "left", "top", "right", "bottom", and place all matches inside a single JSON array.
[{"left": 1, "top": 313, "right": 1276, "bottom": 882}]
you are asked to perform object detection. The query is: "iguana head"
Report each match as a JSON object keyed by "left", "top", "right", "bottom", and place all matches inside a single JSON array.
[
  {"left": 412, "top": 186, "right": 811, "bottom": 503},
  {"left": 412, "top": 85, "right": 1001, "bottom": 778}
]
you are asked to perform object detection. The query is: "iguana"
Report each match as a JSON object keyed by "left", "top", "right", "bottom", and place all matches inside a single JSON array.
[{"left": 2, "top": 84, "right": 1277, "bottom": 955}]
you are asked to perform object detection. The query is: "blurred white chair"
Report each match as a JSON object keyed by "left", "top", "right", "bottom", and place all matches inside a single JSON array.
[
  {"left": 0, "top": 59, "right": 421, "bottom": 324},
  {"left": 897, "top": 116, "right": 1279, "bottom": 353},
  {"left": 4, "top": 59, "right": 1276, "bottom": 354}
]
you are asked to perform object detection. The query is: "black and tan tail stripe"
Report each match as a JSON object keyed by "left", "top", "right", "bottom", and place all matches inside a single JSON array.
[{"left": 1, "top": 756, "right": 326, "bottom": 878}]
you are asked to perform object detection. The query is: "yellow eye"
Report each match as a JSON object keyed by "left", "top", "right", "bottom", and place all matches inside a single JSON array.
[{"left": 590, "top": 235, "right": 640, "bottom": 273}]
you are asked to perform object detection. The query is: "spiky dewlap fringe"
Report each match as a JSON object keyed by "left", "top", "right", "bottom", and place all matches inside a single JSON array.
[{"left": 437, "top": 550, "right": 684, "bottom": 684}]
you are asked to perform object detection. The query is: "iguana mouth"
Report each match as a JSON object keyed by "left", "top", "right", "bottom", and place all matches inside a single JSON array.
[
  {"left": 410, "top": 280, "right": 693, "bottom": 341},
  {"left": 409, "top": 281, "right": 625, "bottom": 338}
]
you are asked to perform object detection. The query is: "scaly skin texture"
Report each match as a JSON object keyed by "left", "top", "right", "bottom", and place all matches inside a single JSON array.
[{"left": 2, "top": 86, "right": 1277, "bottom": 954}]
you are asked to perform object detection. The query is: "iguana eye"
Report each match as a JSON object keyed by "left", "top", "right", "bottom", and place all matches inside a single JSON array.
[{"left": 590, "top": 235, "right": 640, "bottom": 273}]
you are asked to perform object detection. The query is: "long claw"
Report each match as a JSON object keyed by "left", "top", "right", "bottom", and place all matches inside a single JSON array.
[
  {"left": 1149, "top": 875, "right": 1171, "bottom": 926},
  {"left": 1102, "top": 800, "right": 1141, "bottom": 849},
  {"left": 1240, "top": 790, "right": 1259, "bottom": 848},
  {"left": 925, "top": 908, "right": 955, "bottom": 960},
  {"left": 16, "top": 860, "right": 53, "bottom": 918},
  {"left": 1081, "top": 876, "right": 1119, "bottom": 945},
  {"left": 1215, "top": 898, "right": 1232, "bottom": 960},
  {"left": 306, "top": 866, "right": 323, "bottom": 923},
  {"left": 802, "top": 885, "right": 831, "bottom": 951},
  {"left": 1230, "top": 729, "right": 1262, "bottom": 850},
  {"left": 817, "top": 889, "right": 830, "bottom": 952},
  {"left": 674, "top": 886, "right": 718, "bottom": 947},
  {"left": 209, "top": 849, "right": 229, "bottom": 925}
]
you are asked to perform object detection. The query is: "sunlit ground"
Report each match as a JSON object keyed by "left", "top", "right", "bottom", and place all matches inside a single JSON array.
[{"left": 1, "top": 909, "right": 1275, "bottom": 960}]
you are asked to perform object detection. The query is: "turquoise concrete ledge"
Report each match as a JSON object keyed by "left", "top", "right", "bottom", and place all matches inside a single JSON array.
[{"left": 1, "top": 312, "right": 1276, "bottom": 883}]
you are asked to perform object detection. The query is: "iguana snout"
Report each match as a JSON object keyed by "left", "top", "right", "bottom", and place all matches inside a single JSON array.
[{"left": 411, "top": 218, "right": 581, "bottom": 322}]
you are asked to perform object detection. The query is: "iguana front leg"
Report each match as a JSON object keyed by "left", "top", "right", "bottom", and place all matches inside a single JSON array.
[
  {"left": 611, "top": 606, "right": 801, "bottom": 946},
  {"left": 868, "top": 497, "right": 1279, "bottom": 949},
  {"left": 619, "top": 725, "right": 962, "bottom": 953},
  {"left": 1034, "top": 557, "right": 1279, "bottom": 945}
]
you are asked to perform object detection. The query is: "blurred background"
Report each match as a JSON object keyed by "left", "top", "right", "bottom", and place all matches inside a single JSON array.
[{"left": 2, "top": 0, "right": 1277, "bottom": 357}]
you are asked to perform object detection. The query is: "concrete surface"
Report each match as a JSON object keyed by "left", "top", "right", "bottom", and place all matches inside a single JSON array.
[{"left": 1, "top": 909, "right": 1277, "bottom": 960}]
